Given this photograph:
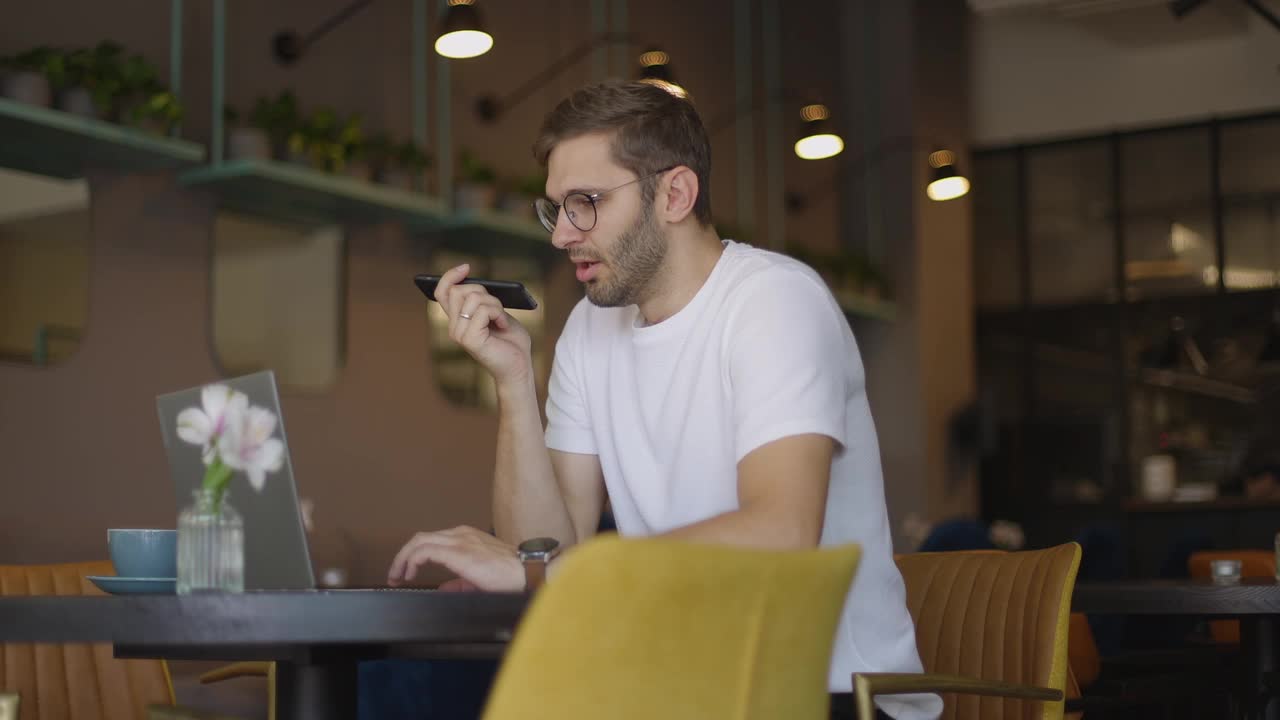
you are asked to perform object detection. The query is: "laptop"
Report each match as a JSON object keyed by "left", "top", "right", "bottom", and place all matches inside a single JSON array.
[{"left": 155, "top": 370, "right": 316, "bottom": 591}]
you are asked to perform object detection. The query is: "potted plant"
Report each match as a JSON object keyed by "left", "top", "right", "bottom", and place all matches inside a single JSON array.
[
  {"left": 129, "top": 90, "right": 183, "bottom": 135},
  {"left": 47, "top": 42, "right": 125, "bottom": 119},
  {"left": 51, "top": 46, "right": 97, "bottom": 118},
  {"left": 112, "top": 52, "right": 162, "bottom": 123},
  {"left": 288, "top": 107, "right": 339, "bottom": 170},
  {"left": 334, "top": 113, "right": 369, "bottom": 180},
  {"left": 387, "top": 138, "right": 432, "bottom": 192},
  {"left": 363, "top": 131, "right": 395, "bottom": 185},
  {"left": 225, "top": 105, "right": 270, "bottom": 160},
  {"left": 455, "top": 148, "right": 497, "bottom": 211},
  {"left": 376, "top": 137, "right": 432, "bottom": 192},
  {"left": 0, "top": 46, "right": 56, "bottom": 107},
  {"left": 249, "top": 90, "right": 300, "bottom": 160}
]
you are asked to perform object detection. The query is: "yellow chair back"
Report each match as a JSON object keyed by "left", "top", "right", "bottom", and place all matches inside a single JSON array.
[{"left": 481, "top": 536, "right": 861, "bottom": 720}]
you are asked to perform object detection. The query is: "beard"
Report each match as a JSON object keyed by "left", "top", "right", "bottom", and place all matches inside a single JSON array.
[{"left": 583, "top": 201, "right": 667, "bottom": 308}]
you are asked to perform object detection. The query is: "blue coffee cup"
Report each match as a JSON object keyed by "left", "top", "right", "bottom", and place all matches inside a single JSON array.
[{"left": 107, "top": 529, "right": 177, "bottom": 579}]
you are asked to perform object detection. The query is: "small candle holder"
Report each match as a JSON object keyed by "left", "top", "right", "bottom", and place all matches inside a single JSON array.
[{"left": 1210, "top": 559, "right": 1242, "bottom": 585}]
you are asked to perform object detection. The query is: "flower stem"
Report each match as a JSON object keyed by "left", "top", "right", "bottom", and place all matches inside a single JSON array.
[{"left": 202, "top": 457, "right": 234, "bottom": 513}]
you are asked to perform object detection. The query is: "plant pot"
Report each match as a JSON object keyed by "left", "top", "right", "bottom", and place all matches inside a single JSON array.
[
  {"left": 228, "top": 127, "right": 271, "bottom": 161},
  {"left": 56, "top": 86, "right": 102, "bottom": 119},
  {"left": 1, "top": 71, "right": 51, "bottom": 107},
  {"left": 455, "top": 182, "right": 498, "bottom": 211}
]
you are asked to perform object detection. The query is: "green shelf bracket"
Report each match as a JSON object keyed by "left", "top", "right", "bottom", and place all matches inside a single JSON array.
[{"left": 212, "top": 0, "right": 225, "bottom": 165}]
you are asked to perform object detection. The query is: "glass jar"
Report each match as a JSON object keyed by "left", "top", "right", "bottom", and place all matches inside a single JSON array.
[{"left": 177, "top": 488, "right": 244, "bottom": 594}]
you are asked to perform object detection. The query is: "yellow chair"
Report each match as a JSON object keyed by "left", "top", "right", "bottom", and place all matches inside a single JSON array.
[
  {"left": 196, "top": 663, "right": 275, "bottom": 720},
  {"left": 480, "top": 535, "right": 862, "bottom": 720},
  {"left": 0, "top": 561, "right": 177, "bottom": 719},
  {"left": 854, "top": 543, "right": 1082, "bottom": 720}
]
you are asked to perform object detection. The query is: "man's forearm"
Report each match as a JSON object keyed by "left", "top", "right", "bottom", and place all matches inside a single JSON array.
[
  {"left": 660, "top": 507, "right": 823, "bottom": 550},
  {"left": 492, "top": 374, "right": 577, "bottom": 546}
]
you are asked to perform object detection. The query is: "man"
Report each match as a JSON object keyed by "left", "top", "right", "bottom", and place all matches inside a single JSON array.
[{"left": 387, "top": 80, "right": 940, "bottom": 720}]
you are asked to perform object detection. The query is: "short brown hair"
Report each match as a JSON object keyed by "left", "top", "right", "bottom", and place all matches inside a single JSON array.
[{"left": 533, "top": 80, "right": 712, "bottom": 224}]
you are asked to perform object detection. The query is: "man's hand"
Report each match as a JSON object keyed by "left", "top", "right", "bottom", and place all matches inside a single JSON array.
[
  {"left": 387, "top": 526, "right": 524, "bottom": 591},
  {"left": 435, "top": 264, "right": 534, "bottom": 387}
]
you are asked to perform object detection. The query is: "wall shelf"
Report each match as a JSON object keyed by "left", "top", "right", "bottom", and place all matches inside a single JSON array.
[
  {"left": 178, "top": 159, "right": 555, "bottom": 257},
  {"left": 438, "top": 208, "right": 553, "bottom": 256},
  {"left": 179, "top": 158, "right": 449, "bottom": 230},
  {"left": 0, "top": 97, "right": 205, "bottom": 179}
]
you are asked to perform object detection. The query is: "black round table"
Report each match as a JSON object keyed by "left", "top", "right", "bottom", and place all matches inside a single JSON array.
[
  {"left": 0, "top": 590, "right": 529, "bottom": 720},
  {"left": 1075, "top": 578, "right": 1280, "bottom": 720}
]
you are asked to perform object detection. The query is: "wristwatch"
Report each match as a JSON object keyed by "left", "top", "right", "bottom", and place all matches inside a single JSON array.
[{"left": 516, "top": 537, "right": 560, "bottom": 592}]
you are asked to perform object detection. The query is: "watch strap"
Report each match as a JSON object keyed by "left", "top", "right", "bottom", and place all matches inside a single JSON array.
[{"left": 523, "top": 557, "right": 548, "bottom": 592}]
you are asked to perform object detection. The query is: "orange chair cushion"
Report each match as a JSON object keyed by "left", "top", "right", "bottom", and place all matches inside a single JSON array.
[{"left": 0, "top": 561, "right": 175, "bottom": 720}]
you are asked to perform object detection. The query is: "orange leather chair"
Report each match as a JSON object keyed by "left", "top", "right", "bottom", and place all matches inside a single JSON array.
[
  {"left": 895, "top": 550, "right": 1100, "bottom": 706},
  {"left": 1188, "top": 550, "right": 1275, "bottom": 645},
  {"left": 0, "top": 561, "right": 177, "bottom": 720},
  {"left": 856, "top": 543, "right": 1082, "bottom": 720}
]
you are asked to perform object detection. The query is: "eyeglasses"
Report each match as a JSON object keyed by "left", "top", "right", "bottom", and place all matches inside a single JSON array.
[{"left": 534, "top": 167, "right": 675, "bottom": 234}]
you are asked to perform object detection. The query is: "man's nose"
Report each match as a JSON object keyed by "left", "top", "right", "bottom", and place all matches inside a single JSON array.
[{"left": 550, "top": 211, "right": 585, "bottom": 250}]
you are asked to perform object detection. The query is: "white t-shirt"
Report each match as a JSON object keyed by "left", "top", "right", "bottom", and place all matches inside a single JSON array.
[{"left": 544, "top": 240, "right": 941, "bottom": 720}]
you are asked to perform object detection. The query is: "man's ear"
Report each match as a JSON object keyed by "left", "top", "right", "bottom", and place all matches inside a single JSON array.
[{"left": 659, "top": 166, "right": 699, "bottom": 223}]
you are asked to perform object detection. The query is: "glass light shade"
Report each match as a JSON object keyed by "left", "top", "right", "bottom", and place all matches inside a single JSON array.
[
  {"left": 435, "top": 30, "right": 493, "bottom": 58},
  {"left": 794, "top": 133, "right": 844, "bottom": 160},
  {"left": 435, "top": 3, "right": 492, "bottom": 59},
  {"left": 926, "top": 170, "right": 962, "bottom": 199}
]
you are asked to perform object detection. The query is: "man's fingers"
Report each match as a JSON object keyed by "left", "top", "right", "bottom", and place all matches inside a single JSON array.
[
  {"left": 435, "top": 263, "right": 470, "bottom": 312},
  {"left": 458, "top": 305, "right": 502, "bottom": 344},
  {"left": 403, "top": 541, "right": 466, "bottom": 582},
  {"left": 388, "top": 531, "right": 439, "bottom": 582},
  {"left": 448, "top": 290, "right": 503, "bottom": 345}
]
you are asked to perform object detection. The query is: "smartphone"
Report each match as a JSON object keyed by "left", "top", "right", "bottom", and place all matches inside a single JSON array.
[{"left": 413, "top": 274, "right": 539, "bottom": 311}]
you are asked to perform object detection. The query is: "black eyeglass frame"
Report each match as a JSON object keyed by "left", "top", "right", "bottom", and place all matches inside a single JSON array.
[{"left": 534, "top": 166, "right": 677, "bottom": 234}]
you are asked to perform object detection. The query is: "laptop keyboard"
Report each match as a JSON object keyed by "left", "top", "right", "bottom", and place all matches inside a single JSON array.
[{"left": 327, "top": 586, "right": 436, "bottom": 592}]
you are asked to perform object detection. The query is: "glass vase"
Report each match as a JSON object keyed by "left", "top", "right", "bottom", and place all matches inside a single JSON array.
[{"left": 176, "top": 488, "right": 244, "bottom": 594}]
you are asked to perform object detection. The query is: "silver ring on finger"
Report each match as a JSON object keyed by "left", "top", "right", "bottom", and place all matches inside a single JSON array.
[{"left": 459, "top": 312, "right": 472, "bottom": 320}]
